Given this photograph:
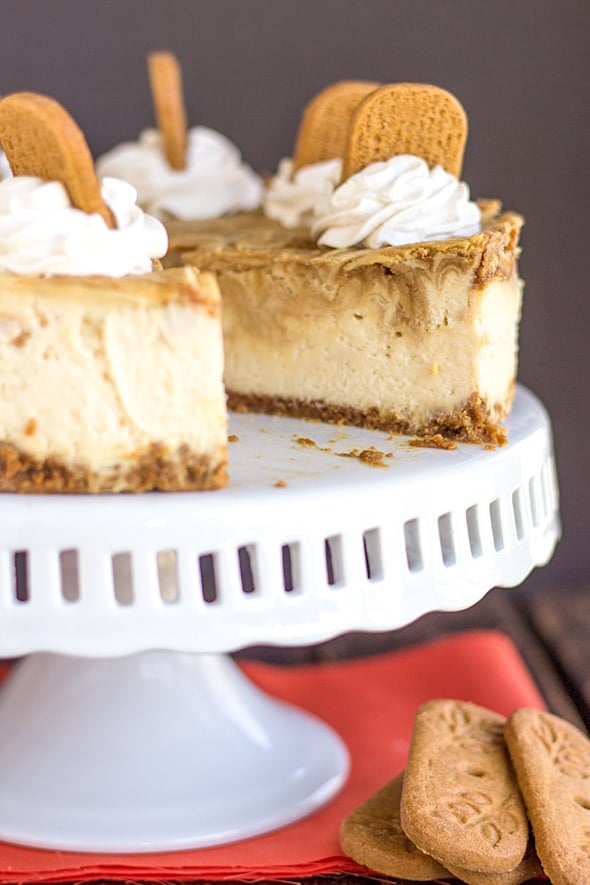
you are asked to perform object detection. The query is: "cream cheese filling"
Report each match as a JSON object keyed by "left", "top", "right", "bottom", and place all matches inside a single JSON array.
[
  {"left": 222, "top": 272, "right": 522, "bottom": 420},
  {"left": 0, "top": 292, "right": 226, "bottom": 466}
]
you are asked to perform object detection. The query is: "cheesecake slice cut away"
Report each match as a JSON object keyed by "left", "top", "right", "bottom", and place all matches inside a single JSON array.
[
  {"left": 0, "top": 266, "right": 227, "bottom": 492},
  {"left": 167, "top": 200, "right": 523, "bottom": 445}
]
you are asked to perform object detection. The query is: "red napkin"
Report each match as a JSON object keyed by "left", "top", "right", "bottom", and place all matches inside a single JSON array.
[{"left": 0, "top": 630, "right": 546, "bottom": 883}]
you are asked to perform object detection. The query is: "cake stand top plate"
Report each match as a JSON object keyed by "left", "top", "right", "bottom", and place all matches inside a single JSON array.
[{"left": 0, "top": 385, "right": 560, "bottom": 657}]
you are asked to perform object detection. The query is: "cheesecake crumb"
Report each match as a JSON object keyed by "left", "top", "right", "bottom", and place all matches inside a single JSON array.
[
  {"left": 336, "top": 448, "right": 359, "bottom": 459},
  {"left": 409, "top": 434, "right": 457, "bottom": 451},
  {"left": 336, "top": 446, "right": 388, "bottom": 467},
  {"left": 293, "top": 436, "right": 331, "bottom": 453},
  {"left": 274, "top": 479, "right": 287, "bottom": 488},
  {"left": 228, "top": 434, "right": 239, "bottom": 442},
  {"left": 359, "top": 447, "right": 388, "bottom": 466},
  {"left": 24, "top": 418, "right": 37, "bottom": 437}
]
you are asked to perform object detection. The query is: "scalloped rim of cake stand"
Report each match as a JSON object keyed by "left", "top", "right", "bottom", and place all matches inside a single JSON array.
[{"left": 0, "top": 384, "right": 560, "bottom": 658}]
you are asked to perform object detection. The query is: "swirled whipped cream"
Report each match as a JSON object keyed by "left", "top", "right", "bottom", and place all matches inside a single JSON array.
[
  {"left": 0, "top": 175, "right": 167, "bottom": 277},
  {"left": 263, "top": 157, "right": 342, "bottom": 228},
  {"left": 311, "top": 154, "right": 481, "bottom": 248},
  {"left": 96, "top": 126, "right": 263, "bottom": 221}
]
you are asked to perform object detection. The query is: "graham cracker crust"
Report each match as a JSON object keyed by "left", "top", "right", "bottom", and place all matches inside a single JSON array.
[
  {"left": 228, "top": 392, "right": 509, "bottom": 446},
  {"left": 0, "top": 442, "right": 228, "bottom": 494}
]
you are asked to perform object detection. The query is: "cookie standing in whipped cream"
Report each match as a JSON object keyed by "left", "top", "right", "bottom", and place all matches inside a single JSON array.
[
  {"left": 262, "top": 80, "right": 479, "bottom": 244},
  {"left": 96, "top": 126, "right": 263, "bottom": 222},
  {"left": 97, "top": 51, "right": 262, "bottom": 223},
  {"left": 263, "top": 80, "right": 381, "bottom": 229}
]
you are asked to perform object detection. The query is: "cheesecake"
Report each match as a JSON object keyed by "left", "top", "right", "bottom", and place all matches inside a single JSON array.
[
  {"left": 166, "top": 83, "right": 524, "bottom": 446},
  {"left": 167, "top": 200, "right": 522, "bottom": 446},
  {"left": 0, "top": 266, "right": 227, "bottom": 493},
  {"left": 0, "top": 89, "right": 228, "bottom": 494}
]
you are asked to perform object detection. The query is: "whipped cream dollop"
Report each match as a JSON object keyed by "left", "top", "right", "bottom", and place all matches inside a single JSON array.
[
  {"left": 263, "top": 157, "right": 342, "bottom": 228},
  {"left": 0, "top": 175, "right": 167, "bottom": 277},
  {"left": 96, "top": 126, "right": 263, "bottom": 221},
  {"left": 312, "top": 154, "right": 481, "bottom": 248}
]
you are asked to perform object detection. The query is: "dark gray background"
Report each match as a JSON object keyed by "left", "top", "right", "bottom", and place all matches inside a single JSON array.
[{"left": 0, "top": 0, "right": 587, "bottom": 590}]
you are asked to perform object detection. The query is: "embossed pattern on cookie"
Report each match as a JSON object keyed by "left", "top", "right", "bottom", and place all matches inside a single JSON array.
[
  {"left": 342, "top": 82, "right": 468, "bottom": 180},
  {"left": 340, "top": 774, "right": 449, "bottom": 880},
  {"left": 504, "top": 707, "right": 590, "bottom": 885},
  {"left": 400, "top": 699, "right": 529, "bottom": 874}
]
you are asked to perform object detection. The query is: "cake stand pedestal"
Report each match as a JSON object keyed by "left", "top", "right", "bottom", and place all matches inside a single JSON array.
[
  {"left": 0, "top": 385, "right": 560, "bottom": 853},
  {"left": 0, "top": 651, "right": 346, "bottom": 852}
]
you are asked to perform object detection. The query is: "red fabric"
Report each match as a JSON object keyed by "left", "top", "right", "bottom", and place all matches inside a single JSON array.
[{"left": 0, "top": 630, "right": 546, "bottom": 883}]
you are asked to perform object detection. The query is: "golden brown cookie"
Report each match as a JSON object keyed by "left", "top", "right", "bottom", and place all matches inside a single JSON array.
[
  {"left": 0, "top": 91, "right": 114, "bottom": 227},
  {"left": 444, "top": 837, "right": 543, "bottom": 884},
  {"left": 292, "top": 80, "right": 380, "bottom": 170},
  {"left": 342, "top": 82, "right": 468, "bottom": 180},
  {"left": 148, "top": 50, "right": 188, "bottom": 170},
  {"left": 340, "top": 773, "right": 449, "bottom": 880},
  {"left": 400, "top": 699, "right": 529, "bottom": 875},
  {"left": 505, "top": 707, "right": 590, "bottom": 885}
]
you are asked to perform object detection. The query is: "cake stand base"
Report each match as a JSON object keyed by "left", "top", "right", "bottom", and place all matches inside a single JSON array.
[{"left": 0, "top": 651, "right": 349, "bottom": 853}]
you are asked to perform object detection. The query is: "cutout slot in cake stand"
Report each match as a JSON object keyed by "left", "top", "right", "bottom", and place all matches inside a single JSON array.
[{"left": 0, "top": 385, "right": 560, "bottom": 852}]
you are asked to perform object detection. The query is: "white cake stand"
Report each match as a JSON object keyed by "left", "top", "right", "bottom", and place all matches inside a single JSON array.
[{"left": 0, "top": 385, "right": 560, "bottom": 853}]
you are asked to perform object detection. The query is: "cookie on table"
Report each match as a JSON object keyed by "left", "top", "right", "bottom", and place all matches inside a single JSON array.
[
  {"left": 341, "top": 771, "right": 541, "bottom": 885},
  {"left": 400, "top": 699, "right": 529, "bottom": 875},
  {"left": 340, "top": 773, "right": 449, "bottom": 881},
  {"left": 504, "top": 707, "right": 590, "bottom": 885},
  {"left": 443, "top": 837, "right": 543, "bottom": 884}
]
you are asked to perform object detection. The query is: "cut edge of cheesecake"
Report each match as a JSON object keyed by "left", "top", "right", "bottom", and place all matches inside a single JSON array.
[
  {"left": 0, "top": 266, "right": 228, "bottom": 494},
  {"left": 167, "top": 201, "right": 523, "bottom": 447}
]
